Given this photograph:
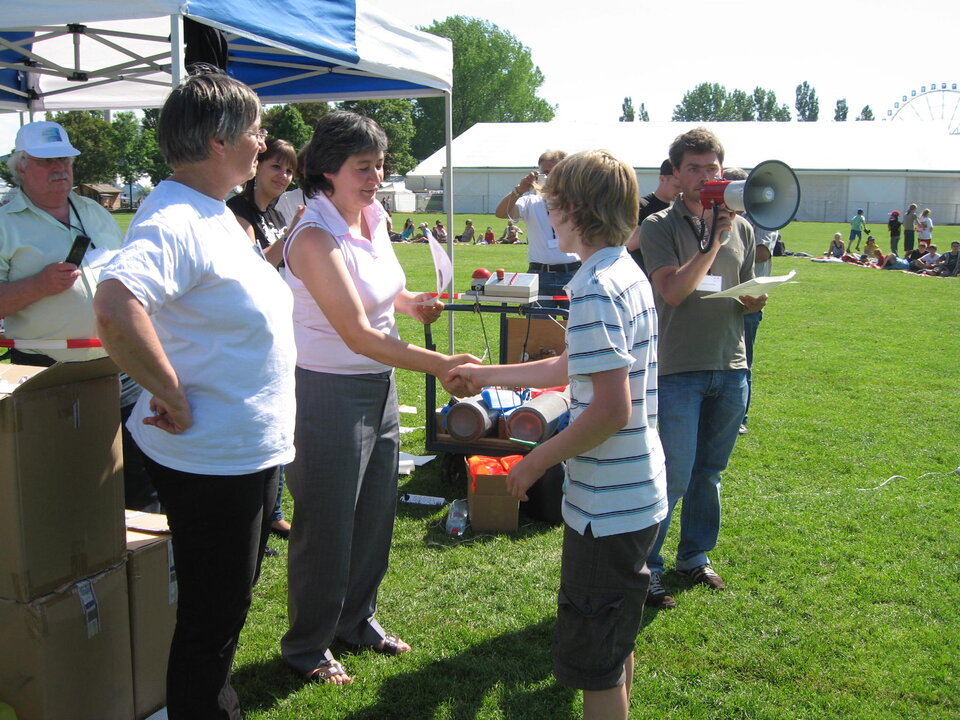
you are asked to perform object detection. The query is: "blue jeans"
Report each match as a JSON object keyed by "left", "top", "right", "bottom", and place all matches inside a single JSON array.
[
  {"left": 647, "top": 370, "right": 748, "bottom": 574},
  {"left": 742, "top": 311, "right": 762, "bottom": 426},
  {"left": 271, "top": 468, "right": 286, "bottom": 522},
  {"left": 530, "top": 265, "right": 578, "bottom": 310}
]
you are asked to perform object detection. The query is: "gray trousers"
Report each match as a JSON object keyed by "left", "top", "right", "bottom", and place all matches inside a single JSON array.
[{"left": 281, "top": 367, "right": 399, "bottom": 675}]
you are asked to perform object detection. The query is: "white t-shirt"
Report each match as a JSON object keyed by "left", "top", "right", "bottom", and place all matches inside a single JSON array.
[
  {"left": 513, "top": 192, "right": 580, "bottom": 265},
  {"left": 275, "top": 188, "right": 306, "bottom": 226},
  {"left": 100, "top": 180, "right": 297, "bottom": 476}
]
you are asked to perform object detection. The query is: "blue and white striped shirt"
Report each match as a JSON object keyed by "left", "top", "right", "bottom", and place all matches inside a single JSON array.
[{"left": 562, "top": 246, "right": 667, "bottom": 537}]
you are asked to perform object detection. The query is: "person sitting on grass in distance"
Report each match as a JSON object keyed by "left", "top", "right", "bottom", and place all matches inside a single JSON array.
[
  {"left": 456, "top": 219, "right": 475, "bottom": 244},
  {"left": 866, "top": 249, "right": 885, "bottom": 266},
  {"left": 483, "top": 226, "right": 496, "bottom": 244},
  {"left": 415, "top": 222, "right": 433, "bottom": 242},
  {"left": 826, "top": 232, "right": 845, "bottom": 258},
  {"left": 400, "top": 218, "right": 414, "bottom": 240},
  {"left": 904, "top": 240, "right": 928, "bottom": 267},
  {"left": 500, "top": 219, "right": 524, "bottom": 244},
  {"left": 863, "top": 235, "right": 880, "bottom": 256},
  {"left": 924, "top": 241, "right": 960, "bottom": 276},
  {"left": 880, "top": 252, "right": 912, "bottom": 270},
  {"left": 433, "top": 219, "right": 448, "bottom": 242},
  {"left": 447, "top": 149, "right": 667, "bottom": 720},
  {"left": 911, "top": 244, "right": 939, "bottom": 272}
]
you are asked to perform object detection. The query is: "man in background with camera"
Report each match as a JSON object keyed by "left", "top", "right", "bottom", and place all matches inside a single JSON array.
[
  {"left": 0, "top": 120, "right": 156, "bottom": 510},
  {"left": 496, "top": 149, "right": 580, "bottom": 306}
]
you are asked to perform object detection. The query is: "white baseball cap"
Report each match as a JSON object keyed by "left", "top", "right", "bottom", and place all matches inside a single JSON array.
[{"left": 15, "top": 121, "right": 80, "bottom": 158}]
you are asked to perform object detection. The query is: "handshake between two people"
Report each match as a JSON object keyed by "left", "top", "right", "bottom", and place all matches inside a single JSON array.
[
  {"left": 436, "top": 359, "right": 549, "bottom": 503},
  {"left": 437, "top": 360, "right": 488, "bottom": 399}
]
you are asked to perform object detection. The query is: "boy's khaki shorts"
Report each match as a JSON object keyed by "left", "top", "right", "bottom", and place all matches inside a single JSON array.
[{"left": 553, "top": 522, "right": 658, "bottom": 691}]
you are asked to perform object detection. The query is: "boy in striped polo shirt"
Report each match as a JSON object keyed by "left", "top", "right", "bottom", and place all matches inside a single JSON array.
[{"left": 447, "top": 150, "right": 667, "bottom": 720}]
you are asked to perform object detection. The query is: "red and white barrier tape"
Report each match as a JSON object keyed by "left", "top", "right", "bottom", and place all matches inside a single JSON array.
[{"left": 0, "top": 338, "right": 103, "bottom": 349}]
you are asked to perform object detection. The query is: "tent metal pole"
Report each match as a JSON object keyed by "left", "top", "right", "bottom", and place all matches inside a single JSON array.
[
  {"left": 444, "top": 89, "right": 454, "bottom": 354},
  {"left": 169, "top": 14, "right": 184, "bottom": 87}
]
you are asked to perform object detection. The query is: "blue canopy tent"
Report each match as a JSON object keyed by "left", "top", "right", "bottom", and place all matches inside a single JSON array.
[{"left": 0, "top": 0, "right": 458, "bottom": 343}]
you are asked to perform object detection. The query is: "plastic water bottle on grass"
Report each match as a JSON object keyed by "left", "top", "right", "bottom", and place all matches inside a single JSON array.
[{"left": 445, "top": 499, "right": 469, "bottom": 536}]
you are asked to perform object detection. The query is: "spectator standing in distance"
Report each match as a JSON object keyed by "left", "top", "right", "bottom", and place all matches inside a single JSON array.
[
  {"left": 916, "top": 208, "right": 934, "bottom": 245},
  {"left": 849, "top": 208, "right": 869, "bottom": 252},
  {"left": 902, "top": 203, "right": 918, "bottom": 253},
  {"left": 639, "top": 127, "right": 766, "bottom": 609},
  {"left": 721, "top": 167, "right": 777, "bottom": 437},
  {"left": 0, "top": 120, "right": 156, "bottom": 511},
  {"left": 496, "top": 149, "right": 580, "bottom": 307},
  {"left": 887, "top": 210, "right": 902, "bottom": 255},
  {"left": 626, "top": 159, "right": 680, "bottom": 276}
]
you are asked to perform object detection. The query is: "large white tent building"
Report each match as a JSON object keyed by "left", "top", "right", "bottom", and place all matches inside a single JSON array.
[{"left": 408, "top": 121, "right": 960, "bottom": 224}]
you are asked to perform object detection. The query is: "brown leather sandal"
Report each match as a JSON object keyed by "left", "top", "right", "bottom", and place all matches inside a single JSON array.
[
  {"left": 308, "top": 659, "right": 352, "bottom": 684},
  {"left": 371, "top": 632, "right": 411, "bottom": 656}
]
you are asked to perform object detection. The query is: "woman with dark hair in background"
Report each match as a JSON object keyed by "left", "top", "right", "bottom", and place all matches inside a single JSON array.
[
  {"left": 95, "top": 72, "right": 296, "bottom": 719},
  {"left": 228, "top": 137, "right": 300, "bottom": 268},
  {"left": 279, "top": 110, "right": 477, "bottom": 685}
]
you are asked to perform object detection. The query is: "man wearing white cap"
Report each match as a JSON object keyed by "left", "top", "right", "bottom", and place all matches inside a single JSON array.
[{"left": 0, "top": 120, "right": 157, "bottom": 510}]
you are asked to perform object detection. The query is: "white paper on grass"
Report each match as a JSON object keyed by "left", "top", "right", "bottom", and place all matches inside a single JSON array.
[
  {"left": 399, "top": 451, "right": 436, "bottom": 475},
  {"left": 701, "top": 270, "right": 798, "bottom": 300}
]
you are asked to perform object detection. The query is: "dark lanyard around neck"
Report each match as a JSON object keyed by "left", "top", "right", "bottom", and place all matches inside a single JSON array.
[{"left": 66, "top": 197, "right": 96, "bottom": 248}]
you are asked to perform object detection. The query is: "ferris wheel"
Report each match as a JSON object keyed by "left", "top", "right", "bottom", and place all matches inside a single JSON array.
[{"left": 885, "top": 83, "right": 960, "bottom": 134}]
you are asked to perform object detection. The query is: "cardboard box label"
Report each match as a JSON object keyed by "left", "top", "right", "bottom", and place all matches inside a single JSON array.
[{"left": 76, "top": 579, "right": 101, "bottom": 639}]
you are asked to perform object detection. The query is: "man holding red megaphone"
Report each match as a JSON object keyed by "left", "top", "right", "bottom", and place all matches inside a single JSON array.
[{"left": 639, "top": 127, "right": 766, "bottom": 609}]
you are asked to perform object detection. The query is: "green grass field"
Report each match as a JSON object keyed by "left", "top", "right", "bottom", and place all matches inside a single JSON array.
[{"left": 27, "top": 216, "right": 960, "bottom": 718}]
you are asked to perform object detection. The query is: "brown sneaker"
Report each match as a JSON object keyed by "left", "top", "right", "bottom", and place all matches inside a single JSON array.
[
  {"left": 645, "top": 572, "right": 676, "bottom": 609},
  {"left": 682, "top": 564, "right": 726, "bottom": 590}
]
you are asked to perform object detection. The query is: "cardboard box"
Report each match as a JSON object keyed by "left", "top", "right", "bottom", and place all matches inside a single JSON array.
[
  {"left": 0, "top": 562, "right": 135, "bottom": 720},
  {"left": 126, "top": 531, "right": 177, "bottom": 720},
  {"left": 466, "top": 455, "right": 522, "bottom": 532},
  {"left": 0, "top": 358, "right": 125, "bottom": 602},
  {"left": 505, "top": 316, "right": 566, "bottom": 364},
  {"left": 124, "top": 509, "right": 171, "bottom": 535}
]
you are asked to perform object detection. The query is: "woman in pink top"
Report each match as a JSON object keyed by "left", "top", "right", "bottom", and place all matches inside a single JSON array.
[{"left": 279, "top": 111, "right": 477, "bottom": 686}]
